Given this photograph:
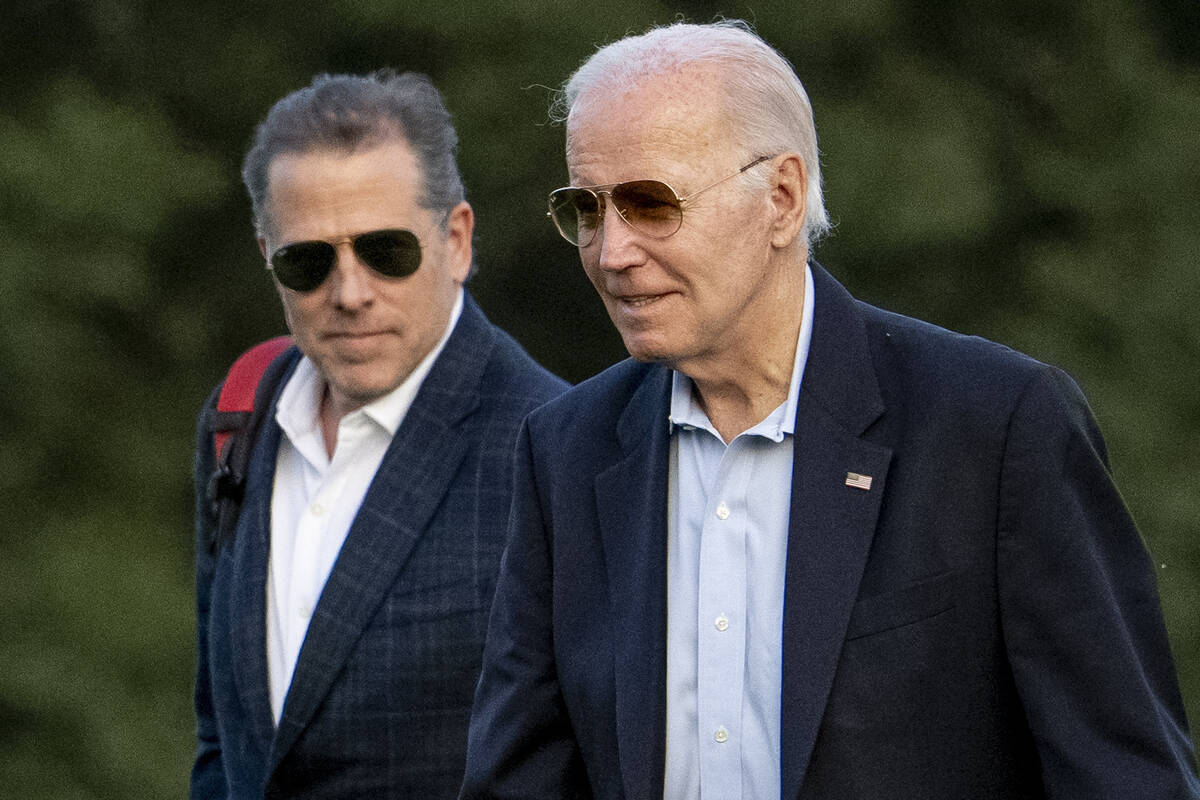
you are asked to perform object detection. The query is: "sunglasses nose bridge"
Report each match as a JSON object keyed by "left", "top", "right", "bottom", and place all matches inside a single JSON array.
[
  {"left": 331, "top": 237, "right": 371, "bottom": 273},
  {"left": 595, "top": 188, "right": 642, "bottom": 236},
  {"left": 571, "top": 188, "right": 618, "bottom": 248},
  {"left": 593, "top": 189, "right": 612, "bottom": 222},
  {"left": 326, "top": 240, "right": 378, "bottom": 307},
  {"left": 316, "top": 239, "right": 369, "bottom": 291}
]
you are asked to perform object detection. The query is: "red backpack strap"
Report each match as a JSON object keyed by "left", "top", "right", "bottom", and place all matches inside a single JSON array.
[
  {"left": 213, "top": 335, "right": 294, "bottom": 460},
  {"left": 204, "top": 335, "right": 294, "bottom": 554}
]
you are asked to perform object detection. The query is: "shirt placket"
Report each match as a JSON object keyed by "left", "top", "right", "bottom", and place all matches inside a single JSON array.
[
  {"left": 696, "top": 437, "right": 752, "bottom": 800},
  {"left": 284, "top": 418, "right": 361, "bottom": 666}
]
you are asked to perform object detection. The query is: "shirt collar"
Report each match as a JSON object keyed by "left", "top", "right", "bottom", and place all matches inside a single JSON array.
[
  {"left": 668, "top": 263, "right": 815, "bottom": 442},
  {"left": 276, "top": 287, "right": 465, "bottom": 443}
]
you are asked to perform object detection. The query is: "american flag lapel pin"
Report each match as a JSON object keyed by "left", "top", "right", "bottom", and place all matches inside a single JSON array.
[{"left": 845, "top": 472, "right": 873, "bottom": 491}]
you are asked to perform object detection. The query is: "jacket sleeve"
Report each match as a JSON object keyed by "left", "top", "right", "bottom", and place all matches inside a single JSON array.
[
  {"left": 997, "top": 366, "right": 1200, "bottom": 797},
  {"left": 190, "top": 386, "right": 227, "bottom": 800},
  {"left": 460, "top": 421, "right": 592, "bottom": 800}
]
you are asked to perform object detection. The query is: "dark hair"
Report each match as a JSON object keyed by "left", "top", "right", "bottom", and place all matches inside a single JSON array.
[{"left": 242, "top": 70, "right": 466, "bottom": 235}]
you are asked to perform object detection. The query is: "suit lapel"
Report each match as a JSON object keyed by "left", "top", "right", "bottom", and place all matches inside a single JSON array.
[
  {"left": 780, "top": 264, "right": 892, "bottom": 798},
  {"left": 229, "top": 407, "right": 284, "bottom": 751},
  {"left": 268, "top": 297, "right": 496, "bottom": 772},
  {"left": 595, "top": 366, "right": 672, "bottom": 800}
]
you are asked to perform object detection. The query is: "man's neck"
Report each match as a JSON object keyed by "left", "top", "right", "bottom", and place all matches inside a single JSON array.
[
  {"left": 319, "top": 387, "right": 356, "bottom": 458},
  {"left": 680, "top": 264, "right": 809, "bottom": 443},
  {"left": 688, "top": 354, "right": 794, "bottom": 443},
  {"left": 683, "top": 322, "right": 801, "bottom": 442}
]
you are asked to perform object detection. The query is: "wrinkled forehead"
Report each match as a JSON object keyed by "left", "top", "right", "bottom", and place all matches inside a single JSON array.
[
  {"left": 565, "top": 69, "right": 734, "bottom": 176},
  {"left": 567, "top": 64, "right": 731, "bottom": 132}
]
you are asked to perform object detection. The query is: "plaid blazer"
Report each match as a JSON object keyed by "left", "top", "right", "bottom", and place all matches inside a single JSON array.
[{"left": 191, "top": 295, "right": 566, "bottom": 799}]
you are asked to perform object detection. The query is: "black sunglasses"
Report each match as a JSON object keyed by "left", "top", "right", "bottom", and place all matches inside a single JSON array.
[
  {"left": 266, "top": 228, "right": 423, "bottom": 292},
  {"left": 547, "top": 155, "right": 775, "bottom": 247}
]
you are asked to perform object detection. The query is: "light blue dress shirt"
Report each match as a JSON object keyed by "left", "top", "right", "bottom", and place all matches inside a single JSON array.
[{"left": 663, "top": 265, "right": 814, "bottom": 800}]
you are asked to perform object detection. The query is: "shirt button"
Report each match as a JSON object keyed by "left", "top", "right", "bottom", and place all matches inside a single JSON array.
[
  {"left": 310, "top": 503, "right": 325, "bottom": 517},
  {"left": 714, "top": 727, "right": 729, "bottom": 743},
  {"left": 716, "top": 502, "right": 730, "bottom": 520},
  {"left": 715, "top": 615, "right": 729, "bottom": 632}
]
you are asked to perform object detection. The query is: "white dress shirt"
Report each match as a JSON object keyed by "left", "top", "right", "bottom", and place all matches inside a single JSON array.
[
  {"left": 265, "top": 289, "right": 463, "bottom": 723},
  {"left": 663, "top": 266, "right": 814, "bottom": 800}
]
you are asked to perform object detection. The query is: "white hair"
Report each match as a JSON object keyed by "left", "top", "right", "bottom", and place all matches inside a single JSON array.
[{"left": 551, "top": 20, "right": 831, "bottom": 247}]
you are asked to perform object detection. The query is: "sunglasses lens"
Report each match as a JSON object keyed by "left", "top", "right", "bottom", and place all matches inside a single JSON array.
[
  {"left": 549, "top": 188, "right": 599, "bottom": 246},
  {"left": 548, "top": 181, "right": 684, "bottom": 246},
  {"left": 269, "top": 229, "right": 421, "bottom": 291},
  {"left": 353, "top": 229, "right": 422, "bottom": 278},
  {"left": 610, "top": 180, "right": 682, "bottom": 238},
  {"left": 270, "top": 241, "right": 335, "bottom": 292}
]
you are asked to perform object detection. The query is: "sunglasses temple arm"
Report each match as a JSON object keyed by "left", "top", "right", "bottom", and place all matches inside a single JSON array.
[{"left": 681, "top": 155, "right": 775, "bottom": 202}]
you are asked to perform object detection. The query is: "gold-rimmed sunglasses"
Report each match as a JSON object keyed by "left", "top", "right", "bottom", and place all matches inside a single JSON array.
[{"left": 546, "top": 155, "right": 775, "bottom": 247}]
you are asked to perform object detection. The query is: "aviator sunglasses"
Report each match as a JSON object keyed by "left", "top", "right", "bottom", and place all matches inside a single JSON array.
[
  {"left": 547, "top": 155, "right": 775, "bottom": 247},
  {"left": 266, "top": 228, "right": 423, "bottom": 292}
]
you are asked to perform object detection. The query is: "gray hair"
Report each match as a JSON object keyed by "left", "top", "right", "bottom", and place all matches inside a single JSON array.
[
  {"left": 551, "top": 20, "right": 831, "bottom": 248},
  {"left": 242, "top": 70, "right": 466, "bottom": 236}
]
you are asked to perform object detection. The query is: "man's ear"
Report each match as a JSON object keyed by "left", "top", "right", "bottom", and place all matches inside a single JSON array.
[
  {"left": 257, "top": 237, "right": 269, "bottom": 259},
  {"left": 768, "top": 153, "right": 808, "bottom": 249},
  {"left": 444, "top": 201, "right": 475, "bottom": 283}
]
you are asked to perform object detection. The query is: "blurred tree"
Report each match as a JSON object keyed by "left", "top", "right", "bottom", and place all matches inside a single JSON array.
[{"left": 1, "top": 0, "right": 1196, "bottom": 795}]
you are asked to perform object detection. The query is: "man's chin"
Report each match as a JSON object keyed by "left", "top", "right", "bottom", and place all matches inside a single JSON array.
[
  {"left": 620, "top": 333, "right": 678, "bottom": 366},
  {"left": 324, "top": 369, "right": 406, "bottom": 412}
]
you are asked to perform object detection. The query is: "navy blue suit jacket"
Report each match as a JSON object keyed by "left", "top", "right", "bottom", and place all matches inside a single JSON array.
[
  {"left": 462, "top": 265, "right": 1199, "bottom": 799},
  {"left": 192, "top": 295, "right": 566, "bottom": 798}
]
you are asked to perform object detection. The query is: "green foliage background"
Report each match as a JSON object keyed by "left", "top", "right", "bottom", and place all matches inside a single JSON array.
[{"left": 2, "top": 0, "right": 1197, "bottom": 795}]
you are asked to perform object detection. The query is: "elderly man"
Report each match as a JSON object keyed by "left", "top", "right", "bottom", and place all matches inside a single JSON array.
[
  {"left": 190, "top": 71, "right": 565, "bottom": 798},
  {"left": 461, "top": 21, "right": 1199, "bottom": 800}
]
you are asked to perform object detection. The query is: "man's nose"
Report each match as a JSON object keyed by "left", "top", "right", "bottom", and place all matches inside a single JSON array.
[
  {"left": 595, "top": 195, "right": 644, "bottom": 272},
  {"left": 328, "top": 243, "right": 375, "bottom": 308}
]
